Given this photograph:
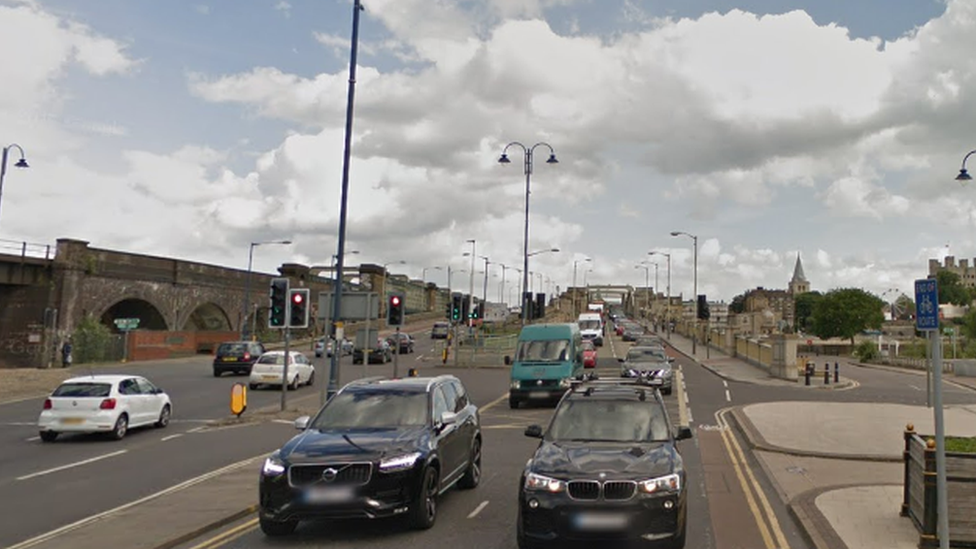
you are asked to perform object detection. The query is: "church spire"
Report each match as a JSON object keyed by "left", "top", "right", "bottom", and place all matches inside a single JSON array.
[{"left": 791, "top": 253, "right": 807, "bottom": 283}]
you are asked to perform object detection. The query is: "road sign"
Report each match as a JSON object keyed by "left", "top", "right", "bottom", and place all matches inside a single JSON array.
[
  {"left": 317, "top": 292, "right": 379, "bottom": 321},
  {"left": 113, "top": 318, "right": 140, "bottom": 331},
  {"left": 914, "top": 278, "right": 939, "bottom": 331}
]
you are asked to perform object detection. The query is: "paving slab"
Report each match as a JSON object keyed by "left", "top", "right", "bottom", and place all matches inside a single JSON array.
[{"left": 815, "top": 485, "right": 916, "bottom": 549}]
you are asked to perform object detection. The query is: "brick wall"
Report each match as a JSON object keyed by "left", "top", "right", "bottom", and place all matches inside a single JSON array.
[{"left": 128, "top": 330, "right": 238, "bottom": 361}]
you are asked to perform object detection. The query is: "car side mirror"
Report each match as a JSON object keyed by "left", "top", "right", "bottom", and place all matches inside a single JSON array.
[
  {"left": 524, "top": 425, "right": 543, "bottom": 439},
  {"left": 675, "top": 426, "right": 693, "bottom": 441},
  {"left": 440, "top": 411, "right": 458, "bottom": 426},
  {"left": 294, "top": 416, "right": 310, "bottom": 430},
  {"left": 504, "top": 355, "right": 512, "bottom": 365},
  {"left": 154, "top": 388, "right": 164, "bottom": 394}
]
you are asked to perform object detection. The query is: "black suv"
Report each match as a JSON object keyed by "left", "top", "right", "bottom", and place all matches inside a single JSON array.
[
  {"left": 258, "top": 375, "right": 482, "bottom": 536},
  {"left": 518, "top": 379, "right": 692, "bottom": 548},
  {"left": 212, "top": 341, "right": 266, "bottom": 376}
]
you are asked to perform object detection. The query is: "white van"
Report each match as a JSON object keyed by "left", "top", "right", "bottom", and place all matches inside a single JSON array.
[{"left": 577, "top": 312, "right": 604, "bottom": 346}]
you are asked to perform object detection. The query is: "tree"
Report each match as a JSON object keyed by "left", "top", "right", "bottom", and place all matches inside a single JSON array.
[
  {"left": 729, "top": 293, "right": 746, "bottom": 314},
  {"left": 809, "top": 288, "right": 885, "bottom": 344},
  {"left": 936, "top": 271, "right": 971, "bottom": 306},
  {"left": 794, "top": 291, "right": 823, "bottom": 332},
  {"left": 961, "top": 309, "right": 976, "bottom": 341}
]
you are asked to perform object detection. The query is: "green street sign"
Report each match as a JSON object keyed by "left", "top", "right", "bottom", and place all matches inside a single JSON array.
[{"left": 114, "top": 318, "right": 140, "bottom": 331}]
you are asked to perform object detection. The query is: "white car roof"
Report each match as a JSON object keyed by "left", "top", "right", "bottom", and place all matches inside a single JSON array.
[
  {"left": 60, "top": 375, "right": 142, "bottom": 385},
  {"left": 261, "top": 350, "right": 304, "bottom": 355}
]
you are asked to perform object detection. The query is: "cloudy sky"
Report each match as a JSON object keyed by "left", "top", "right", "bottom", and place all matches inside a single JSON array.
[{"left": 1, "top": 0, "right": 972, "bottom": 305}]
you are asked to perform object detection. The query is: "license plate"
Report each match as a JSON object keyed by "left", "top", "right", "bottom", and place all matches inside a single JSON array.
[
  {"left": 262, "top": 375, "right": 278, "bottom": 380},
  {"left": 222, "top": 357, "right": 237, "bottom": 362},
  {"left": 60, "top": 418, "right": 84, "bottom": 425},
  {"left": 304, "top": 486, "right": 355, "bottom": 504},
  {"left": 529, "top": 391, "right": 549, "bottom": 399},
  {"left": 573, "top": 512, "right": 628, "bottom": 530}
]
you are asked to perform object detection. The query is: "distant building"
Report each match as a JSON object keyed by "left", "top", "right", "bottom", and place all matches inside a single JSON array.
[
  {"left": 735, "top": 254, "right": 811, "bottom": 334},
  {"left": 929, "top": 256, "right": 976, "bottom": 289}
]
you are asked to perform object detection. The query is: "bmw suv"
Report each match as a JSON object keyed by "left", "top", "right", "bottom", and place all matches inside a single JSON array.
[
  {"left": 258, "top": 375, "right": 482, "bottom": 536},
  {"left": 518, "top": 379, "right": 692, "bottom": 548}
]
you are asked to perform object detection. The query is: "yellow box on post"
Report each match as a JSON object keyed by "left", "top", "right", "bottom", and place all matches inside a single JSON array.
[{"left": 231, "top": 383, "right": 247, "bottom": 417}]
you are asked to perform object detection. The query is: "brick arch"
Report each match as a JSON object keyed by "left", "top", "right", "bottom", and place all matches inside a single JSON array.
[
  {"left": 86, "top": 286, "right": 173, "bottom": 331},
  {"left": 182, "top": 301, "right": 233, "bottom": 331},
  {"left": 99, "top": 297, "right": 169, "bottom": 331}
]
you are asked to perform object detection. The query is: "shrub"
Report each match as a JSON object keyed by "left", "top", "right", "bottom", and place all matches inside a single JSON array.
[
  {"left": 854, "top": 340, "right": 879, "bottom": 361},
  {"left": 71, "top": 315, "right": 115, "bottom": 364}
]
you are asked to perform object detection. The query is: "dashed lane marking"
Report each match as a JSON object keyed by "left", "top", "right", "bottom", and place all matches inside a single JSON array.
[
  {"left": 161, "top": 434, "right": 183, "bottom": 442},
  {"left": 468, "top": 500, "right": 490, "bottom": 519},
  {"left": 480, "top": 392, "right": 509, "bottom": 413},
  {"left": 726, "top": 389, "right": 732, "bottom": 402},
  {"left": 17, "top": 450, "right": 128, "bottom": 481}
]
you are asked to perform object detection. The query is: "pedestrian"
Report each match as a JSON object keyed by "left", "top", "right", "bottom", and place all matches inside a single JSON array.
[{"left": 61, "top": 339, "right": 73, "bottom": 368}]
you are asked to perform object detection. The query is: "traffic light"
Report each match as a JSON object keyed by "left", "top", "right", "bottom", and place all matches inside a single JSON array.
[
  {"left": 697, "top": 295, "right": 710, "bottom": 320},
  {"left": 288, "top": 288, "right": 310, "bottom": 328},
  {"left": 460, "top": 295, "right": 470, "bottom": 321},
  {"left": 387, "top": 293, "right": 405, "bottom": 326},
  {"left": 535, "top": 293, "right": 546, "bottom": 320},
  {"left": 450, "top": 293, "right": 462, "bottom": 322},
  {"left": 472, "top": 302, "right": 482, "bottom": 320},
  {"left": 269, "top": 278, "right": 289, "bottom": 328},
  {"left": 522, "top": 292, "right": 534, "bottom": 319}
]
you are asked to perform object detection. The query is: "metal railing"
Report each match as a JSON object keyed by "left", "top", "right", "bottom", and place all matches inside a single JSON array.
[{"left": 0, "top": 239, "right": 54, "bottom": 260}]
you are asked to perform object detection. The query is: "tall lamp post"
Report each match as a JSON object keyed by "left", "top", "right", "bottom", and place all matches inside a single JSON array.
[
  {"left": 671, "top": 231, "right": 698, "bottom": 355},
  {"left": 498, "top": 263, "right": 511, "bottom": 306},
  {"left": 0, "top": 143, "right": 30, "bottom": 228},
  {"left": 480, "top": 256, "right": 490, "bottom": 311},
  {"left": 241, "top": 240, "right": 292, "bottom": 340},
  {"left": 634, "top": 263, "right": 650, "bottom": 319},
  {"left": 649, "top": 251, "right": 672, "bottom": 339},
  {"left": 499, "top": 142, "right": 559, "bottom": 324},
  {"left": 573, "top": 257, "right": 592, "bottom": 317}
]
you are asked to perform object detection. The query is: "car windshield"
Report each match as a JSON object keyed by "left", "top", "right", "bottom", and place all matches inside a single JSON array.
[
  {"left": 627, "top": 348, "right": 667, "bottom": 361},
  {"left": 217, "top": 343, "right": 247, "bottom": 354},
  {"left": 579, "top": 320, "right": 601, "bottom": 330},
  {"left": 548, "top": 399, "right": 670, "bottom": 442},
  {"left": 582, "top": 341, "right": 595, "bottom": 351},
  {"left": 257, "top": 354, "right": 290, "bottom": 365},
  {"left": 311, "top": 389, "right": 428, "bottom": 428},
  {"left": 516, "top": 339, "right": 571, "bottom": 362},
  {"left": 52, "top": 382, "right": 112, "bottom": 397}
]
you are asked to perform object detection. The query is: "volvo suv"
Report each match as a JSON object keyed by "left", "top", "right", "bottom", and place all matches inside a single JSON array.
[
  {"left": 518, "top": 378, "right": 692, "bottom": 548},
  {"left": 258, "top": 375, "right": 482, "bottom": 536}
]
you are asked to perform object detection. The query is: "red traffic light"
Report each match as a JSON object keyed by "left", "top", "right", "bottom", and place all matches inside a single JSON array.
[
  {"left": 391, "top": 296, "right": 401, "bottom": 306},
  {"left": 292, "top": 293, "right": 304, "bottom": 304}
]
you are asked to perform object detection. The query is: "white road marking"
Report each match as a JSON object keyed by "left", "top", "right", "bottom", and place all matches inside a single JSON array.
[
  {"left": 723, "top": 380, "right": 728, "bottom": 388},
  {"left": 725, "top": 389, "right": 732, "bottom": 402},
  {"left": 271, "top": 419, "right": 294, "bottom": 425},
  {"left": 5, "top": 454, "right": 266, "bottom": 549},
  {"left": 187, "top": 426, "right": 207, "bottom": 433},
  {"left": 1, "top": 422, "right": 38, "bottom": 427},
  {"left": 161, "top": 434, "right": 183, "bottom": 442},
  {"left": 415, "top": 354, "right": 424, "bottom": 361},
  {"left": 908, "top": 384, "right": 922, "bottom": 391},
  {"left": 25, "top": 436, "right": 40, "bottom": 442},
  {"left": 17, "top": 450, "right": 128, "bottom": 481},
  {"left": 467, "top": 500, "right": 490, "bottom": 518}
]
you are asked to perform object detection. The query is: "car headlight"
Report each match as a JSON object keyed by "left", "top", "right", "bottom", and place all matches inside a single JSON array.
[
  {"left": 559, "top": 378, "right": 572, "bottom": 388},
  {"left": 524, "top": 472, "right": 566, "bottom": 493},
  {"left": 262, "top": 453, "right": 286, "bottom": 476},
  {"left": 639, "top": 473, "right": 681, "bottom": 494},
  {"left": 379, "top": 452, "right": 422, "bottom": 472}
]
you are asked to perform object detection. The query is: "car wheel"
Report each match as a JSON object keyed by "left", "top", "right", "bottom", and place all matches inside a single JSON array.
[
  {"left": 259, "top": 516, "right": 298, "bottom": 537},
  {"left": 154, "top": 404, "right": 171, "bottom": 428},
  {"left": 306, "top": 371, "right": 315, "bottom": 387},
  {"left": 39, "top": 431, "right": 58, "bottom": 443},
  {"left": 408, "top": 466, "right": 439, "bottom": 530},
  {"left": 517, "top": 515, "right": 543, "bottom": 549},
  {"left": 288, "top": 376, "right": 299, "bottom": 391},
  {"left": 666, "top": 511, "right": 687, "bottom": 548},
  {"left": 111, "top": 413, "right": 128, "bottom": 441},
  {"left": 458, "top": 437, "right": 482, "bottom": 489},
  {"left": 509, "top": 397, "right": 520, "bottom": 410},
  {"left": 212, "top": 370, "right": 221, "bottom": 377}
]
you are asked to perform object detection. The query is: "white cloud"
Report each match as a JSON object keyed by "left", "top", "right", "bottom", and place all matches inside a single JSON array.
[
  {"left": 821, "top": 176, "right": 910, "bottom": 220},
  {"left": 274, "top": 1, "right": 291, "bottom": 17},
  {"left": 193, "top": 4, "right": 210, "bottom": 15}
]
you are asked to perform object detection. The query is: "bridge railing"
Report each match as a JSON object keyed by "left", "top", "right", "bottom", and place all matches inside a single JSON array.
[{"left": 0, "top": 239, "right": 55, "bottom": 260}]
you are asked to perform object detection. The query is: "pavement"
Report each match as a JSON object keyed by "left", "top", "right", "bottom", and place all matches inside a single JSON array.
[{"left": 664, "top": 329, "right": 976, "bottom": 549}]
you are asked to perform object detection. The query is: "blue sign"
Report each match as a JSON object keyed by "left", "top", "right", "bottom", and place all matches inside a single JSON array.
[{"left": 914, "top": 278, "right": 939, "bottom": 331}]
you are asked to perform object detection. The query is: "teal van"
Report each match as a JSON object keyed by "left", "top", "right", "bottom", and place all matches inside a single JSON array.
[{"left": 506, "top": 323, "right": 583, "bottom": 409}]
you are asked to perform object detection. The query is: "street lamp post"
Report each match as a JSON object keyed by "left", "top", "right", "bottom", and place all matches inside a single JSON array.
[
  {"left": 634, "top": 264, "right": 650, "bottom": 318},
  {"left": 499, "top": 142, "right": 559, "bottom": 324},
  {"left": 671, "top": 231, "right": 698, "bottom": 355},
  {"left": 241, "top": 240, "right": 292, "bottom": 340},
  {"left": 480, "top": 256, "right": 490, "bottom": 311},
  {"left": 498, "top": 264, "right": 511, "bottom": 306},
  {"left": 0, "top": 143, "right": 30, "bottom": 228},
  {"left": 573, "top": 257, "right": 592, "bottom": 317},
  {"left": 465, "top": 240, "right": 476, "bottom": 327},
  {"left": 649, "top": 251, "right": 672, "bottom": 339}
]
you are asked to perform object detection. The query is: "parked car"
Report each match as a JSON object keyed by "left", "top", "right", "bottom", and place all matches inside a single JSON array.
[
  {"left": 519, "top": 378, "right": 692, "bottom": 547},
  {"left": 258, "top": 375, "right": 482, "bottom": 536},
  {"left": 249, "top": 351, "right": 316, "bottom": 390},
  {"left": 38, "top": 375, "right": 172, "bottom": 442},
  {"left": 353, "top": 339, "right": 393, "bottom": 364},
  {"left": 386, "top": 332, "right": 415, "bottom": 354},
  {"left": 431, "top": 322, "right": 450, "bottom": 339},
  {"left": 213, "top": 341, "right": 266, "bottom": 376}
]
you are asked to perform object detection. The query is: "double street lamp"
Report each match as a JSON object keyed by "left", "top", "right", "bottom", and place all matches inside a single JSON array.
[
  {"left": 649, "top": 251, "right": 671, "bottom": 337},
  {"left": 241, "top": 240, "right": 292, "bottom": 340},
  {"left": 573, "top": 257, "right": 592, "bottom": 316},
  {"left": 670, "top": 231, "right": 698, "bottom": 354},
  {"left": 0, "top": 143, "right": 30, "bottom": 228},
  {"left": 499, "top": 142, "right": 559, "bottom": 324},
  {"left": 634, "top": 262, "right": 657, "bottom": 317}
]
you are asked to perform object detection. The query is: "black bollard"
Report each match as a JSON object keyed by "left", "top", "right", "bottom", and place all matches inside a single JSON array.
[
  {"left": 824, "top": 363, "right": 830, "bottom": 385},
  {"left": 834, "top": 362, "right": 839, "bottom": 383},
  {"left": 804, "top": 362, "right": 811, "bottom": 386}
]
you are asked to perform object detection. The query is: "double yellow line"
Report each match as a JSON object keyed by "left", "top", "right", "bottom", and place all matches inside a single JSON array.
[{"left": 715, "top": 408, "right": 790, "bottom": 549}]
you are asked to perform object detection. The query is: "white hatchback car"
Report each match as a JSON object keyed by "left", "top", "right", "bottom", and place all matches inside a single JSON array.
[
  {"left": 248, "top": 350, "right": 315, "bottom": 390},
  {"left": 38, "top": 375, "right": 172, "bottom": 442}
]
